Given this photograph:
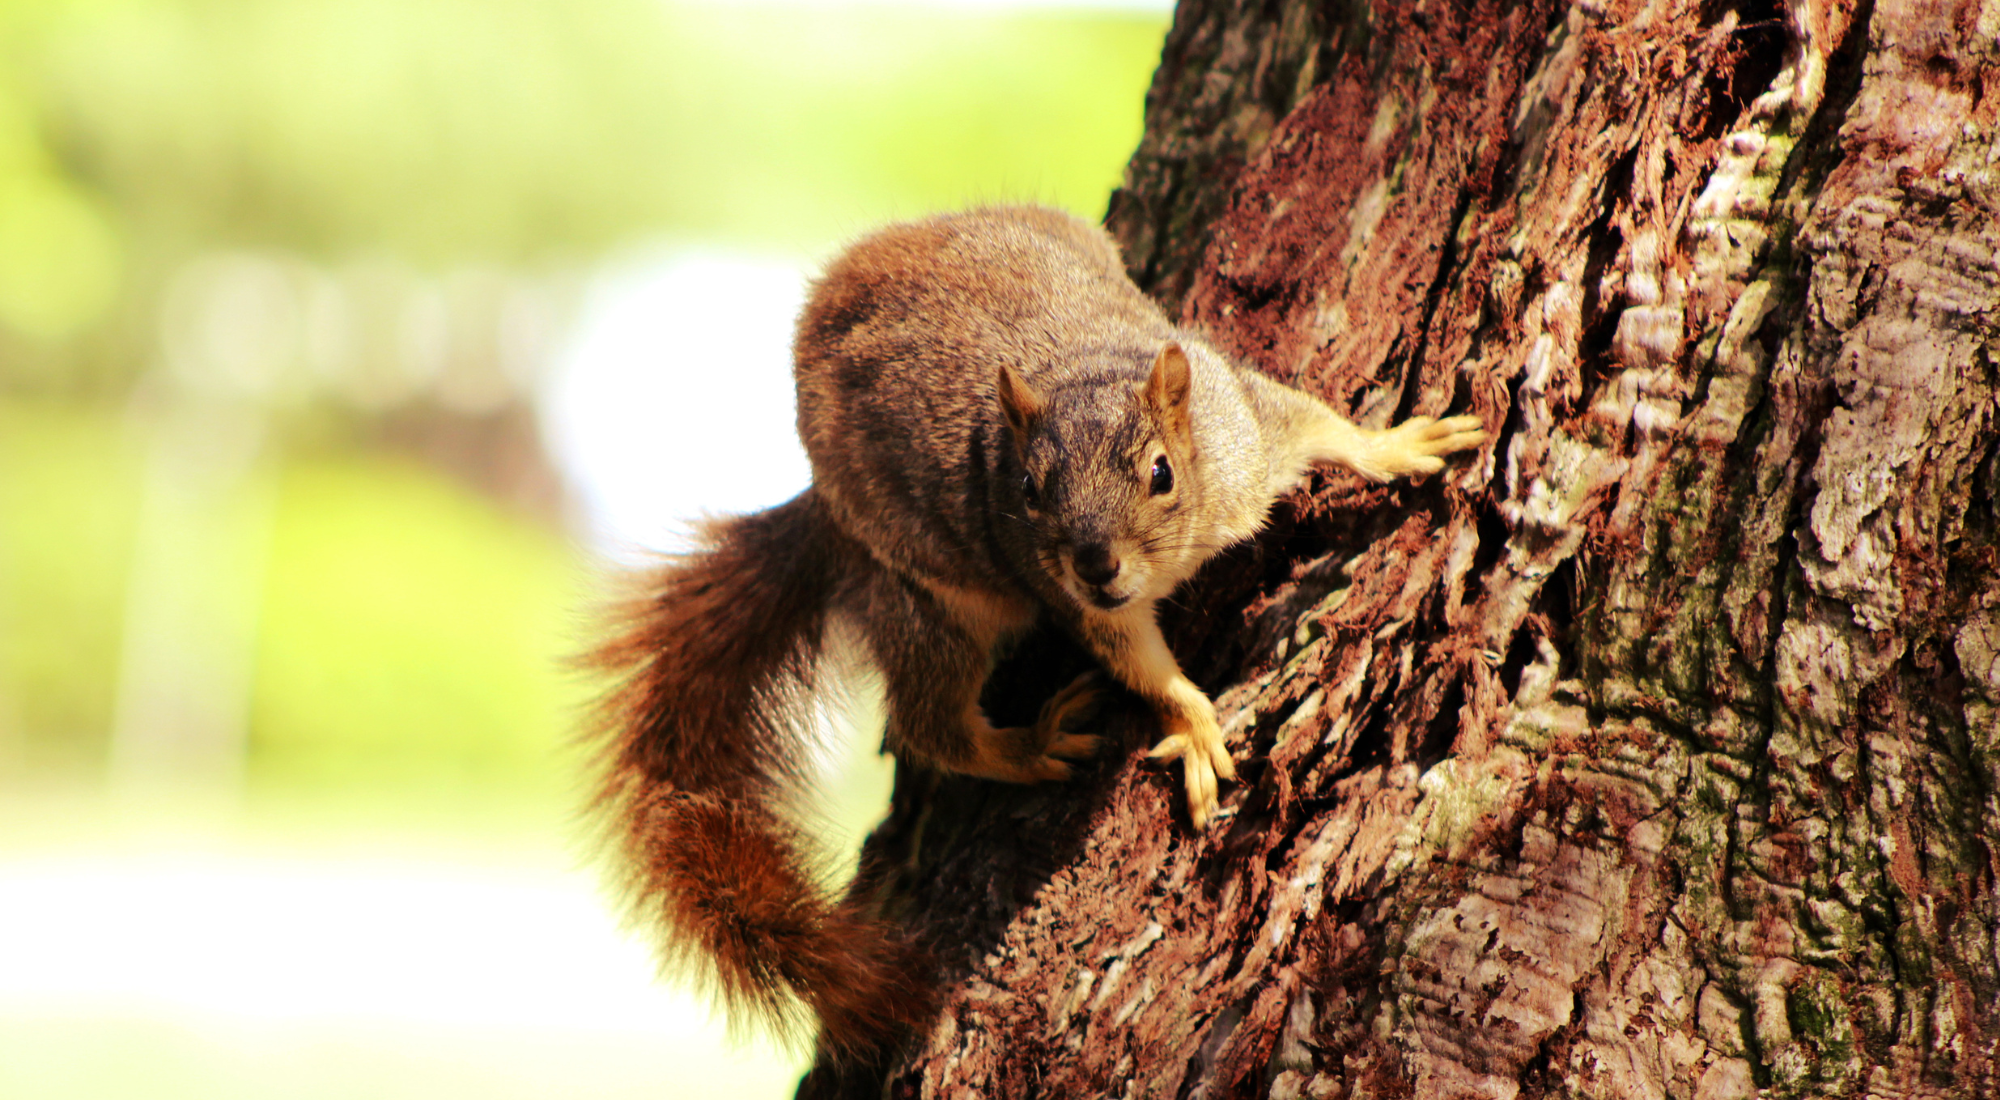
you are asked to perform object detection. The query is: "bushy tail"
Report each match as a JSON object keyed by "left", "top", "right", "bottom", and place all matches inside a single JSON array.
[{"left": 588, "top": 489, "right": 929, "bottom": 1059}]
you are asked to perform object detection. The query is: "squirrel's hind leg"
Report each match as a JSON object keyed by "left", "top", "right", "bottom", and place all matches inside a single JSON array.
[
  {"left": 960, "top": 677, "right": 1106, "bottom": 784},
  {"left": 1023, "top": 671, "right": 1108, "bottom": 768},
  {"left": 896, "top": 673, "right": 1106, "bottom": 786},
  {"left": 860, "top": 576, "right": 1105, "bottom": 785}
]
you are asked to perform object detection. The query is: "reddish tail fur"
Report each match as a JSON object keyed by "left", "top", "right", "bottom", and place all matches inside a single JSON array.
[{"left": 589, "top": 489, "right": 932, "bottom": 1059}]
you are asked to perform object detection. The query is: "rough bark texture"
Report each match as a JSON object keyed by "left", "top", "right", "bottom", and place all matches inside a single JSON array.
[{"left": 802, "top": 0, "right": 2000, "bottom": 1096}]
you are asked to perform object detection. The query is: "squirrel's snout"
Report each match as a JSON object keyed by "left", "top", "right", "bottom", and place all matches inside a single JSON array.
[
  {"left": 1069, "top": 542, "right": 1133, "bottom": 610},
  {"left": 1071, "top": 543, "right": 1121, "bottom": 588}
]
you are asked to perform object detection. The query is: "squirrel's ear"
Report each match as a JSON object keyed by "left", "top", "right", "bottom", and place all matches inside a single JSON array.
[
  {"left": 997, "top": 364, "right": 1045, "bottom": 439},
  {"left": 1144, "top": 342, "right": 1193, "bottom": 444}
]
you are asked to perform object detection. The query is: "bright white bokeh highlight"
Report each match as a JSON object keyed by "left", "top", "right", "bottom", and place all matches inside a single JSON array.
[
  {"left": 0, "top": 855, "right": 661, "bottom": 1031},
  {"left": 542, "top": 248, "right": 815, "bottom": 559}
]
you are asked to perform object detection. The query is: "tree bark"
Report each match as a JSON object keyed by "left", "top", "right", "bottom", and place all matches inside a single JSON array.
[{"left": 804, "top": 0, "right": 2000, "bottom": 1096}]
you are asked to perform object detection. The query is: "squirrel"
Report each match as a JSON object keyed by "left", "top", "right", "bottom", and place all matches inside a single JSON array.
[{"left": 588, "top": 204, "right": 1485, "bottom": 1059}]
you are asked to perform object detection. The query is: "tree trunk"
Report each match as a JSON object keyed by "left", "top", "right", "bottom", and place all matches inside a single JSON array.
[{"left": 803, "top": 0, "right": 2000, "bottom": 1096}]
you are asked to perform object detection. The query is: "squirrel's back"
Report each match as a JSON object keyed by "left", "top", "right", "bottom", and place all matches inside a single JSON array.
[{"left": 794, "top": 207, "right": 1178, "bottom": 588}]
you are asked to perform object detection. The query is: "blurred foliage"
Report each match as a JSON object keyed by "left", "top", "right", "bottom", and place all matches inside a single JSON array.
[
  {"left": 1, "top": 0, "right": 1166, "bottom": 386},
  {"left": 0, "top": 399, "right": 586, "bottom": 793},
  {"left": 0, "top": 399, "right": 144, "bottom": 767},
  {"left": 43, "top": 0, "right": 1165, "bottom": 258},
  {"left": 0, "top": 0, "right": 1166, "bottom": 799},
  {"left": 0, "top": 0, "right": 123, "bottom": 348},
  {"left": 250, "top": 452, "right": 582, "bottom": 795}
]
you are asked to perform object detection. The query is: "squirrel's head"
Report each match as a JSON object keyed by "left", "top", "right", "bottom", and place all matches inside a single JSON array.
[{"left": 997, "top": 342, "right": 1206, "bottom": 613}]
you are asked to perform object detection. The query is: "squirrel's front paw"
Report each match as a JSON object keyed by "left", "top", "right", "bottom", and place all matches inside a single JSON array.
[
  {"left": 1376, "top": 414, "right": 1487, "bottom": 478},
  {"left": 1146, "top": 697, "right": 1236, "bottom": 829}
]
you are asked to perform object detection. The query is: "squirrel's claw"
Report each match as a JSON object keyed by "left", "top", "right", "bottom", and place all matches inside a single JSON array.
[
  {"left": 977, "top": 672, "right": 1105, "bottom": 782},
  {"left": 1147, "top": 706, "right": 1236, "bottom": 828},
  {"left": 1036, "top": 673, "right": 1106, "bottom": 763},
  {"left": 979, "top": 737, "right": 1096, "bottom": 783},
  {"left": 1423, "top": 414, "right": 1488, "bottom": 455},
  {"left": 1381, "top": 414, "right": 1487, "bottom": 476},
  {"left": 967, "top": 684, "right": 1103, "bottom": 782},
  {"left": 1036, "top": 671, "right": 1105, "bottom": 733}
]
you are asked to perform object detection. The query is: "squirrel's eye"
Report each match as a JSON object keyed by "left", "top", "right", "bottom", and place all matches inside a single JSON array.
[
  {"left": 1149, "top": 455, "right": 1173, "bottom": 495},
  {"left": 1021, "top": 475, "right": 1042, "bottom": 508}
]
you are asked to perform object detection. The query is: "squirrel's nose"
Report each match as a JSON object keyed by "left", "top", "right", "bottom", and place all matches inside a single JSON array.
[{"left": 1072, "top": 543, "right": 1121, "bottom": 587}]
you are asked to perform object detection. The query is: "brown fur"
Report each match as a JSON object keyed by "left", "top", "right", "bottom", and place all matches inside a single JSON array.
[
  {"left": 590, "top": 493, "right": 933, "bottom": 1057},
  {"left": 588, "top": 206, "right": 1486, "bottom": 1061}
]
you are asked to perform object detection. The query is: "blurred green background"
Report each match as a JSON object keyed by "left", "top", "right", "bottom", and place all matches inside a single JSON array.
[
  {"left": 0, "top": 0, "right": 1166, "bottom": 1095},
  {"left": 0, "top": 0, "right": 1164, "bottom": 799}
]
